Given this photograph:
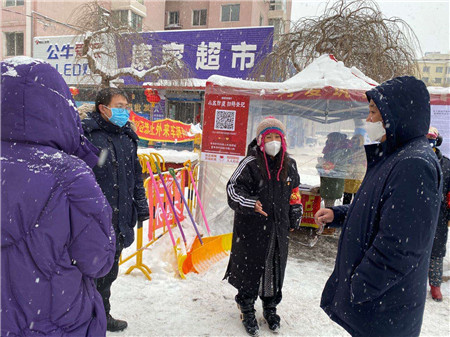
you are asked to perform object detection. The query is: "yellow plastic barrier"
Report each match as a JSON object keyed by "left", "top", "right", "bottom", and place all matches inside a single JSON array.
[{"left": 121, "top": 153, "right": 232, "bottom": 280}]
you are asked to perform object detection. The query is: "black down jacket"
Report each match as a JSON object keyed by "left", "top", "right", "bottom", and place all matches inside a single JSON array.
[
  {"left": 82, "top": 112, "right": 148, "bottom": 248},
  {"left": 321, "top": 76, "right": 442, "bottom": 337},
  {"left": 224, "top": 139, "right": 300, "bottom": 295},
  {"left": 431, "top": 150, "right": 450, "bottom": 258}
]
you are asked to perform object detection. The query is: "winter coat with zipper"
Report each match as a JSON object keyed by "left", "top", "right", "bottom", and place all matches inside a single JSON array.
[
  {"left": 224, "top": 139, "right": 300, "bottom": 295},
  {"left": 431, "top": 149, "right": 450, "bottom": 258},
  {"left": 82, "top": 112, "right": 148, "bottom": 249},
  {"left": 321, "top": 76, "right": 442, "bottom": 337},
  {"left": 1, "top": 57, "right": 116, "bottom": 337}
]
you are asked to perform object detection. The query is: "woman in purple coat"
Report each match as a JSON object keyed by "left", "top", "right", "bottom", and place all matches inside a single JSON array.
[{"left": 1, "top": 57, "right": 116, "bottom": 336}]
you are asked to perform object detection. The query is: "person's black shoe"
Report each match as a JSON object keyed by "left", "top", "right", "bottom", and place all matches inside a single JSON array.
[
  {"left": 106, "top": 314, "right": 128, "bottom": 332},
  {"left": 240, "top": 311, "right": 259, "bottom": 336},
  {"left": 263, "top": 308, "right": 280, "bottom": 332}
]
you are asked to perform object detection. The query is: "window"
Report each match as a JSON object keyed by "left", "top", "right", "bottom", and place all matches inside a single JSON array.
[
  {"left": 193, "top": 9, "right": 207, "bottom": 26},
  {"left": 422, "top": 77, "right": 429, "bottom": 83},
  {"left": 422, "top": 66, "right": 430, "bottom": 72},
  {"left": 112, "top": 10, "right": 143, "bottom": 31},
  {"left": 446, "top": 77, "right": 450, "bottom": 84},
  {"left": 221, "top": 4, "right": 240, "bottom": 22},
  {"left": 447, "top": 67, "right": 450, "bottom": 74},
  {"left": 169, "top": 11, "right": 179, "bottom": 25},
  {"left": 436, "top": 66, "right": 443, "bottom": 73},
  {"left": 131, "top": 12, "right": 143, "bottom": 31},
  {"left": 434, "top": 78, "right": 442, "bottom": 84},
  {"left": 269, "top": 18, "right": 284, "bottom": 38},
  {"left": 5, "top": 32, "right": 24, "bottom": 56},
  {"left": 112, "top": 10, "right": 128, "bottom": 27},
  {"left": 5, "top": 0, "right": 24, "bottom": 6},
  {"left": 269, "top": 0, "right": 283, "bottom": 11}
]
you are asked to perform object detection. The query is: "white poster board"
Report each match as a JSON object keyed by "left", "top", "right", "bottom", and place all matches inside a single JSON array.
[{"left": 430, "top": 104, "right": 450, "bottom": 158}]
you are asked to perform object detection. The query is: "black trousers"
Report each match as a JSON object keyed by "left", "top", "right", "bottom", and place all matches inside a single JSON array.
[
  {"left": 96, "top": 236, "right": 123, "bottom": 315},
  {"left": 236, "top": 289, "right": 282, "bottom": 310}
]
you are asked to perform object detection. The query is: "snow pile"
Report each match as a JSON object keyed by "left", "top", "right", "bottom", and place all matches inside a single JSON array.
[
  {"left": 109, "top": 215, "right": 450, "bottom": 336},
  {"left": 207, "top": 54, "right": 379, "bottom": 94},
  {"left": 137, "top": 148, "right": 199, "bottom": 164},
  {"left": 428, "top": 86, "right": 450, "bottom": 95},
  {"left": 2, "top": 56, "right": 45, "bottom": 67},
  {"left": 143, "top": 78, "right": 207, "bottom": 89},
  {"left": 188, "top": 123, "right": 202, "bottom": 136}
]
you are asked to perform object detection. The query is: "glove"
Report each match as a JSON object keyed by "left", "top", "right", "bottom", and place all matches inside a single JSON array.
[
  {"left": 289, "top": 203, "right": 303, "bottom": 230},
  {"left": 138, "top": 215, "right": 150, "bottom": 222}
]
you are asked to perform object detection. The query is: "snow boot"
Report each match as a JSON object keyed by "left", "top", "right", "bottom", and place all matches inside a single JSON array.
[
  {"left": 237, "top": 303, "right": 259, "bottom": 336},
  {"left": 430, "top": 285, "right": 443, "bottom": 302},
  {"left": 263, "top": 307, "right": 280, "bottom": 332},
  {"left": 106, "top": 314, "right": 128, "bottom": 332}
]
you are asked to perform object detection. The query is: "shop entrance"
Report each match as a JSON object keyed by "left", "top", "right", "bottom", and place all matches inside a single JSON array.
[{"left": 168, "top": 101, "right": 202, "bottom": 124}]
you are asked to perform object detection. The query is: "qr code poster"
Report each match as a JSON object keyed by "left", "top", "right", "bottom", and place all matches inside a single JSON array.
[
  {"left": 202, "top": 94, "right": 250, "bottom": 162},
  {"left": 214, "top": 110, "right": 236, "bottom": 131}
]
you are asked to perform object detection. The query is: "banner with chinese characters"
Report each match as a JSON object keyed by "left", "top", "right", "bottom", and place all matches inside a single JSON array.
[
  {"left": 33, "top": 27, "right": 273, "bottom": 86},
  {"left": 148, "top": 170, "right": 185, "bottom": 240},
  {"left": 201, "top": 94, "right": 250, "bottom": 164},
  {"left": 129, "top": 112, "right": 195, "bottom": 143},
  {"left": 119, "top": 27, "right": 273, "bottom": 84},
  {"left": 431, "top": 104, "right": 450, "bottom": 158}
]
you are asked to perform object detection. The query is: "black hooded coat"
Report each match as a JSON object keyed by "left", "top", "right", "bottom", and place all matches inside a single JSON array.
[
  {"left": 82, "top": 112, "right": 148, "bottom": 248},
  {"left": 224, "top": 139, "right": 300, "bottom": 295},
  {"left": 431, "top": 148, "right": 450, "bottom": 258},
  {"left": 320, "top": 76, "right": 442, "bottom": 337}
]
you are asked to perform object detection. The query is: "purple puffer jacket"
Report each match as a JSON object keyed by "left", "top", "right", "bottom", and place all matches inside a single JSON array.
[{"left": 1, "top": 57, "right": 116, "bottom": 336}]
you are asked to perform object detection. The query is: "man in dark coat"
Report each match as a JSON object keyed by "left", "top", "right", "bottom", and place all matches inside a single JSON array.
[
  {"left": 427, "top": 128, "right": 450, "bottom": 301},
  {"left": 1, "top": 57, "right": 115, "bottom": 336},
  {"left": 314, "top": 76, "right": 442, "bottom": 337},
  {"left": 82, "top": 88, "right": 149, "bottom": 332}
]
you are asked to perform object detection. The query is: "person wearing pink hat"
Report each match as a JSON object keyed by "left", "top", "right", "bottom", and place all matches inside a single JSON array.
[{"left": 224, "top": 117, "right": 303, "bottom": 336}]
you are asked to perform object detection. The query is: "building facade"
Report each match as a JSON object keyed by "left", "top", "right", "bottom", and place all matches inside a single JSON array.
[
  {"left": 1, "top": 0, "right": 291, "bottom": 59},
  {"left": 416, "top": 52, "right": 450, "bottom": 87},
  {"left": 1, "top": 0, "right": 289, "bottom": 150}
]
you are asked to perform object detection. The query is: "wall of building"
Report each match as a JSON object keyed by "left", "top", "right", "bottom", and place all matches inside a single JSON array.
[
  {"left": 1, "top": 1, "right": 27, "bottom": 57},
  {"left": 2, "top": 0, "right": 287, "bottom": 59},
  {"left": 416, "top": 53, "right": 450, "bottom": 87}
]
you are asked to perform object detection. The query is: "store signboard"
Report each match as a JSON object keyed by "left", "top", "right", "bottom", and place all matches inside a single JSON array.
[{"left": 33, "top": 27, "right": 273, "bottom": 86}]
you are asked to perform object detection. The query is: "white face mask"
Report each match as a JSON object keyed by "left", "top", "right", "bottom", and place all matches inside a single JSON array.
[
  {"left": 365, "top": 121, "right": 386, "bottom": 143},
  {"left": 265, "top": 141, "right": 281, "bottom": 156}
]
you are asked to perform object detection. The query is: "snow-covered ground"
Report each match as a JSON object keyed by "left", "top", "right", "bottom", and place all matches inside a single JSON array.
[{"left": 109, "top": 215, "right": 450, "bottom": 337}]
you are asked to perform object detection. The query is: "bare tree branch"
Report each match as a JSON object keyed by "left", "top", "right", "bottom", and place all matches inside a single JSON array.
[
  {"left": 70, "top": 1, "right": 191, "bottom": 87},
  {"left": 250, "top": 0, "right": 421, "bottom": 83}
]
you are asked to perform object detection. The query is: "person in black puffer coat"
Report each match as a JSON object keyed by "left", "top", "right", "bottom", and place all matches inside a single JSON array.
[
  {"left": 224, "top": 117, "right": 303, "bottom": 336},
  {"left": 426, "top": 127, "right": 450, "bottom": 301},
  {"left": 314, "top": 76, "right": 442, "bottom": 337},
  {"left": 82, "top": 88, "right": 149, "bottom": 332}
]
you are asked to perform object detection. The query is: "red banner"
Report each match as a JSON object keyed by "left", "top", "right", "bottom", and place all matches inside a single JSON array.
[
  {"left": 201, "top": 94, "right": 250, "bottom": 164},
  {"left": 129, "top": 111, "right": 195, "bottom": 143},
  {"left": 300, "top": 194, "right": 321, "bottom": 229},
  {"left": 148, "top": 171, "right": 185, "bottom": 240}
]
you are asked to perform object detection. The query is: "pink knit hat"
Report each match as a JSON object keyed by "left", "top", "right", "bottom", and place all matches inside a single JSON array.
[
  {"left": 427, "top": 126, "right": 439, "bottom": 139},
  {"left": 255, "top": 117, "right": 287, "bottom": 181}
]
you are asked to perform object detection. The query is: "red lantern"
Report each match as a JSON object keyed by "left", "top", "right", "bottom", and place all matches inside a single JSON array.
[
  {"left": 69, "top": 86, "right": 79, "bottom": 97},
  {"left": 144, "top": 88, "right": 161, "bottom": 107}
]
